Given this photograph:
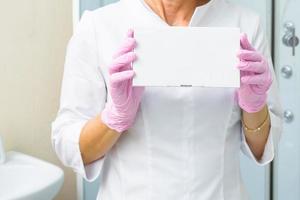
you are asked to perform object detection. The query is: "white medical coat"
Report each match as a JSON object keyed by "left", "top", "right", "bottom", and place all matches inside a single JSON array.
[{"left": 51, "top": 0, "right": 283, "bottom": 199}]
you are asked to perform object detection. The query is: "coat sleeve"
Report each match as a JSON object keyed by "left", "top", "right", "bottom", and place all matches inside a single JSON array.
[
  {"left": 51, "top": 10, "right": 107, "bottom": 181},
  {"left": 240, "top": 16, "right": 284, "bottom": 166}
]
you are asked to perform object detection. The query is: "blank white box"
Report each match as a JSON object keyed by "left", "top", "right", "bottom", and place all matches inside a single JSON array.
[{"left": 133, "top": 27, "right": 240, "bottom": 87}]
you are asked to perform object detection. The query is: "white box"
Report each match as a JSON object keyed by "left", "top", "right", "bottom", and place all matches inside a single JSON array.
[{"left": 133, "top": 27, "right": 240, "bottom": 87}]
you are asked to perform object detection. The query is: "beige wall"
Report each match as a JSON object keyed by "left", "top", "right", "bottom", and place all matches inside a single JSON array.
[{"left": 0, "top": 0, "right": 76, "bottom": 199}]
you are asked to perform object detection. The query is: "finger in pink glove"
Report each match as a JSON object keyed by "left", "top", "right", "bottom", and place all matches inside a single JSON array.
[
  {"left": 101, "top": 29, "right": 144, "bottom": 133},
  {"left": 236, "top": 33, "right": 272, "bottom": 113}
]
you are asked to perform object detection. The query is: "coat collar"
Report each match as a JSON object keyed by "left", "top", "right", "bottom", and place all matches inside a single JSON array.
[{"left": 121, "top": 0, "right": 221, "bottom": 27}]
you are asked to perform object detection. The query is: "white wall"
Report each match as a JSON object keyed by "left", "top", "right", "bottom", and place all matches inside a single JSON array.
[{"left": 0, "top": 1, "right": 76, "bottom": 199}]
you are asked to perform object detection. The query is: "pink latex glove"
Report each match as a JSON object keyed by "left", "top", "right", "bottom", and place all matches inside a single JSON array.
[
  {"left": 101, "top": 29, "right": 144, "bottom": 133},
  {"left": 236, "top": 33, "right": 272, "bottom": 113}
]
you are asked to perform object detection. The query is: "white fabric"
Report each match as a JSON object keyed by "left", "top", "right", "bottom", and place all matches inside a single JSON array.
[{"left": 51, "top": 0, "right": 283, "bottom": 199}]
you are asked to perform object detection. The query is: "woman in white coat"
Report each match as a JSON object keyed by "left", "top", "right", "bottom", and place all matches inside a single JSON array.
[{"left": 51, "top": 0, "right": 283, "bottom": 199}]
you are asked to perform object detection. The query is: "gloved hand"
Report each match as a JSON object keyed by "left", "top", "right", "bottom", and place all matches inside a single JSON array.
[
  {"left": 236, "top": 33, "right": 272, "bottom": 113},
  {"left": 101, "top": 29, "right": 144, "bottom": 133}
]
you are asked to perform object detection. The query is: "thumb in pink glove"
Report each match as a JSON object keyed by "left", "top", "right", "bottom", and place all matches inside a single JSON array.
[
  {"left": 236, "top": 33, "right": 272, "bottom": 113},
  {"left": 101, "top": 29, "right": 144, "bottom": 133}
]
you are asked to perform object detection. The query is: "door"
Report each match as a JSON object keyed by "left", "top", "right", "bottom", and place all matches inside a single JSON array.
[
  {"left": 273, "top": 0, "right": 300, "bottom": 199},
  {"left": 75, "top": 1, "right": 275, "bottom": 199}
]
